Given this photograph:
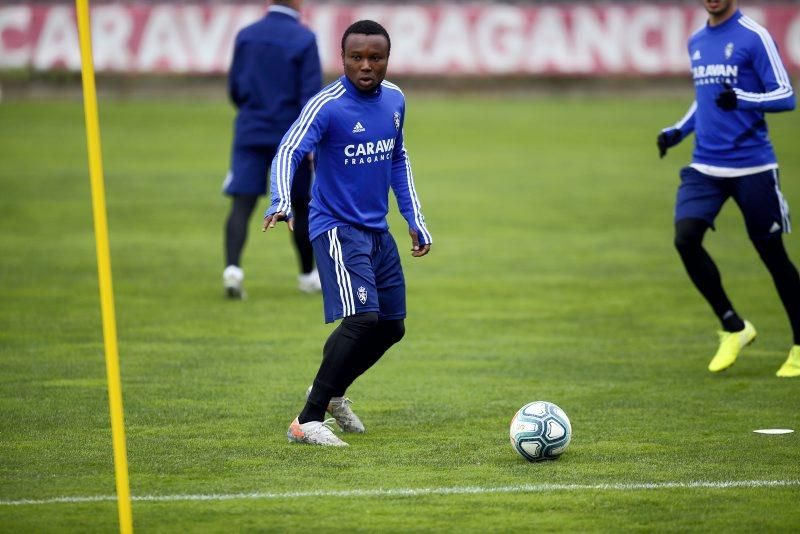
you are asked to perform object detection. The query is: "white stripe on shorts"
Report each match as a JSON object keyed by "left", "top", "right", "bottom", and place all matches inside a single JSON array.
[{"left": 328, "top": 228, "right": 355, "bottom": 317}]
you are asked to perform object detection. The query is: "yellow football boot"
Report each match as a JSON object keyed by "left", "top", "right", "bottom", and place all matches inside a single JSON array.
[
  {"left": 708, "top": 320, "right": 757, "bottom": 372},
  {"left": 776, "top": 345, "right": 800, "bottom": 378}
]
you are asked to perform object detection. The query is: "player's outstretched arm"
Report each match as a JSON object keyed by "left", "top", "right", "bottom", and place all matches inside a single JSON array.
[{"left": 409, "top": 228, "right": 430, "bottom": 258}]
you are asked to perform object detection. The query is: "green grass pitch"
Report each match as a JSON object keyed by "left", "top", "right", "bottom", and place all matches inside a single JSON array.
[{"left": 1, "top": 90, "right": 799, "bottom": 532}]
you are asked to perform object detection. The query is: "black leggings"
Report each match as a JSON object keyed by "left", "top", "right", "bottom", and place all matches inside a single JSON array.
[
  {"left": 675, "top": 218, "right": 800, "bottom": 343},
  {"left": 300, "top": 313, "right": 405, "bottom": 423},
  {"left": 225, "top": 194, "right": 259, "bottom": 268},
  {"left": 224, "top": 163, "right": 314, "bottom": 273}
]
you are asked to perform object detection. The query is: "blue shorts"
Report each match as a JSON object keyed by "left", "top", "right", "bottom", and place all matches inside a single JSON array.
[
  {"left": 312, "top": 226, "right": 406, "bottom": 323},
  {"left": 223, "top": 144, "right": 311, "bottom": 204},
  {"left": 675, "top": 166, "right": 791, "bottom": 239}
]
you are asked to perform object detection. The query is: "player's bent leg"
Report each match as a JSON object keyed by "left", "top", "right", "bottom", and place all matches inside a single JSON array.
[
  {"left": 341, "top": 231, "right": 408, "bottom": 384},
  {"left": 377, "top": 319, "right": 405, "bottom": 348},
  {"left": 303, "top": 319, "right": 404, "bottom": 433},
  {"left": 319, "top": 313, "right": 380, "bottom": 398},
  {"left": 287, "top": 417, "right": 348, "bottom": 446},
  {"left": 674, "top": 218, "right": 745, "bottom": 333},
  {"left": 776, "top": 346, "right": 800, "bottom": 378},
  {"left": 708, "top": 320, "right": 757, "bottom": 372},
  {"left": 350, "top": 319, "right": 405, "bottom": 382},
  {"left": 750, "top": 234, "right": 800, "bottom": 347},
  {"left": 298, "top": 313, "right": 379, "bottom": 431},
  {"left": 736, "top": 173, "right": 800, "bottom": 375}
]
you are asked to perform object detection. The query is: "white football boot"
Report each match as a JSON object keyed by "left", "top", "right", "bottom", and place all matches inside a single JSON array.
[
  {"left": 287, "top": 417, "right": 348, "bottom": 446},
  {"left": 306, "top": 386, "right": 365, "bottom": 433}
]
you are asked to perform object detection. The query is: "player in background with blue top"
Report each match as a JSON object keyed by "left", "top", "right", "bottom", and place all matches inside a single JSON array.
[
  {"left": 262, "top": 20, "right": 432, "bottom": 446},
  {"left": 221, "top": 0, "right": 322, "bottom": 299},
  {"left": 658, "top": 0, "right": 799, "bottom": 377}
]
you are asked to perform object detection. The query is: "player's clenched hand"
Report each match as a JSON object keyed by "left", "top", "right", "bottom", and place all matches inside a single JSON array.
[
  {"left": 715, "top": 82, "right": 738, "bottom": 111},
  {"left": 657, "top": 128, "right": 682, "bottom": 159},
  {"left": 409, "top": 228, "right": 430, "bottom": 257},
  {"left": 262, "top": 212, "right": 294, "bottom": 233}
]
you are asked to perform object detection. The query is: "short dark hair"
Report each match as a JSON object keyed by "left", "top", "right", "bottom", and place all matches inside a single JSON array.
[{"left": 341, "top": 20, "right": 391, "bottom": 55}]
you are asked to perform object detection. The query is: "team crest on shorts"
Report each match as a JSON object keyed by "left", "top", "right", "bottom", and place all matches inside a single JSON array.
[
  {"left": 393, "top": 112, "right": 400, "bottom": 131},
  {"left": 357, "top": 286, "right": 368, "bottom": 304}
]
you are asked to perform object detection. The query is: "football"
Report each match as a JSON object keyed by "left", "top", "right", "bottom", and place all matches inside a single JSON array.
[{"left": 509, "top": 401, "right": 572, "bottom": 462}]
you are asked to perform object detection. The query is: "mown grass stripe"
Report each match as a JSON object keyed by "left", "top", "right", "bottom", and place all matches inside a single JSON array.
[{"left": 2, "top": 479, "right": 798, "bottom": 506}]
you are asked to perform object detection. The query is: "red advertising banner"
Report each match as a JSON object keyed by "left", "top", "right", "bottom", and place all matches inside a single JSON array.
[{"left": 1, "top": 3, "right": 799, "bottom": 75}]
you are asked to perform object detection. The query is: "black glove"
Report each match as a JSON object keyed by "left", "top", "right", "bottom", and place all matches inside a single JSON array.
[
  {"left": 715, "top": 82, "right": 738, "bottom": 111},
  {"left": 657, "top": 128, "right": 682, "bottom": 159}
]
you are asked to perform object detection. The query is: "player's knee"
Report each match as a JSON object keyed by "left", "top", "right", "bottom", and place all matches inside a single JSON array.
[
  {"left": 674, "top": 219, "right": 707, "bottom": 252},
  {"left": 674, "top": 232, "right": 696, "bottom": 253},
  {"left": 382, "top": 319, "right": 405, "bottom": 345}
]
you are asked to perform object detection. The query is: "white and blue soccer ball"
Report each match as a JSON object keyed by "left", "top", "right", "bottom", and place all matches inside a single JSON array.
[{"left": 509, "top": 401, "right": 572, "bottom": 462}]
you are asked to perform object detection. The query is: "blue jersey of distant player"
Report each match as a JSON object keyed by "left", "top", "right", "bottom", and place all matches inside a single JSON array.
[
  {"left": 667, "top": 10, "right": 795, "bottom": 171},
  {"left": 266, "top": 75, "right": 432, "bottom": 245},
  {"left": 228, "top": 6, "right": 321, "bottom": 148}
]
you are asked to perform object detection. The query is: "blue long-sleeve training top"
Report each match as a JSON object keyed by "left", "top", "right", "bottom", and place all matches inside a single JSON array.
[
  {"left": 228, "top": 6, "right": 321, "bottom": 147},
  {"left": 666, "top": 9, "right": 795, "bottom": 174},
  {"left": 266, "top": 76, "right": 432, "bottom": 245}
]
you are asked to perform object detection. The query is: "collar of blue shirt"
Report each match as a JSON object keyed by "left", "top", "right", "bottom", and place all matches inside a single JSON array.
[
  {"left": 268, "top": 5, "right": 300, "bottom": 20},
  {"left": 341, "top": 75, "right": 383, "bottom": 100}
]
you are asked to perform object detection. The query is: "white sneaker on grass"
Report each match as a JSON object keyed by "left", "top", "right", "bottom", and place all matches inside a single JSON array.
[
  {"left": 223, "top": 265, "right": 245, "bottom": 299},
  {"left": 287, "top": 417, "right": 348, "bottom": 446},
  {"left": 298, "top": 269, "right": 322, "bottom": 293},
  {"left": 305, "top": 386, "right": 365, "bottom": 433},
  {"left": 328, "top": 397, "right": 366, "bottom": 433}
]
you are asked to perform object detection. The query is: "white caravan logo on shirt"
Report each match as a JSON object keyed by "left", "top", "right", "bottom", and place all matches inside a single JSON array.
[
  {"left": 692, "top": 64, "right": 738, "bottom": 85},
  {"left": 344, "top": 137, "right": 395, "bottom": 165}
]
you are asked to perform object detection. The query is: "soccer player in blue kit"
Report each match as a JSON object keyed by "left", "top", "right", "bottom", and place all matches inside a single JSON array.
[
  {"left": 262, "top": 20, "right": 433, "bottom": 445},
  {"left": 658, "top": 0, "right": 800, "bottom": 377},
  {"left": 222, "top": 0, "right": 322, "bottom": 299}
]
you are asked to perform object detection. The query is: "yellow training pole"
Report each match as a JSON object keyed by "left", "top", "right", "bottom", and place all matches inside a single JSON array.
[{"left": 74, "top": 1, "right": 133, "bottom": 532}]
